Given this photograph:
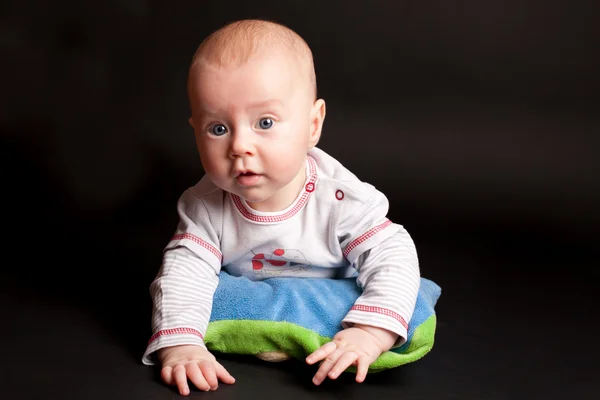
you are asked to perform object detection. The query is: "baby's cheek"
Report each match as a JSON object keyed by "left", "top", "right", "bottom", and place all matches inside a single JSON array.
[
  {"left": 278, "top": 158, "right": 304, "bottom": 181},
  {"left": 203, "top": 163, "right": 229, "bottom": 186}
]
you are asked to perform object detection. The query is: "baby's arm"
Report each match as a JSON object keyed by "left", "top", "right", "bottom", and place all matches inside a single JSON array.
[
  {"left": 143, "top": 189, "right": 234, "bottom": 394},
  {"left": 342, "top": 226, "right": 420, "bottom": 345},
  {"left": 145, "top": 247, "right": 234, "bottom": 395},
  {"left": 307, "top": 227, "right": 420, "bottom": 384}
]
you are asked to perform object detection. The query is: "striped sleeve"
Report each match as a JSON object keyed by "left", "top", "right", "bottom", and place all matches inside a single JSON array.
[
  {"left": 142, "top": 190, "right": 222, "bottom": 365},
  {"left": 337, "top": 188, "right": 420, "bottom": 345},
  {"left": 142, "top": 248, "right": 219, "bottom": 365},
  {"left": 341, "top": 227, "right": 420, "bottom": 345}
]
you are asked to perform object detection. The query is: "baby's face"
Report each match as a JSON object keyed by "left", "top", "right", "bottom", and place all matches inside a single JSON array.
[{"left": 188, "top": 50, "right": 323, "bottom": 212}]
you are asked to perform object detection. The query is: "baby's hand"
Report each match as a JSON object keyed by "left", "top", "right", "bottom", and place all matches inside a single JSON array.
[
  {"left": 158, "top": 344, "right": 235, "bottom": 395},
  {"left": 306, "top": 324, "right": 398, "bottom": 385}
]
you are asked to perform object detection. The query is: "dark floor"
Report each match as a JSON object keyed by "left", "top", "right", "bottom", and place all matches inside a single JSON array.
[
  {"left": 3, "top": 222, "right": 598, "bottom": 400},
  {"left": 3, "top": 0, "right": 599, "bottom": 398}
]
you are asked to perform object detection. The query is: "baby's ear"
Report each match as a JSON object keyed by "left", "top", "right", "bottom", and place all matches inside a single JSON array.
[
  {"left": 309, "top": 99, "right": 326, "bottom": 148},
  {"left": 188, "top": 117, "right": 195, "bottom": 128}
]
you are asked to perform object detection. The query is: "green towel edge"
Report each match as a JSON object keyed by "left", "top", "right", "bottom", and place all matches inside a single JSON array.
[{"left": 205, "top": 314, "right": 437, "bottom": 372}]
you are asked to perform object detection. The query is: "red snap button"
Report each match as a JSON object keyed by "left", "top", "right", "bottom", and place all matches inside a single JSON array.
[
  {"left": 335, "top": 190, "right": 344, "bottom": 200},
  {"left": 305, "top": 182, "right": 315, "bottom": 192}
]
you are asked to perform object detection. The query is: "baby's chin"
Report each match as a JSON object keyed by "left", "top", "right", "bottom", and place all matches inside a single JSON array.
[
  {"left": 221, "top": 185, "right": 271, "bottom": 204},
  {"left": 238, "top": 191, "right": 294, "bottom": 212},
  {"left": 211, "top": 178, "right": 300, "bottom": 211}
]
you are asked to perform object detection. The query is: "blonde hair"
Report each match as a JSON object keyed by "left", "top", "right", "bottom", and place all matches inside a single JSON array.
[{"left": 189, "top": 19, "right": 317, "bottom": 99}]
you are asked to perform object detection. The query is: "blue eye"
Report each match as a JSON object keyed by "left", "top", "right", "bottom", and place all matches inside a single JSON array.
[
  {"left": 257, "top": 118, "right": 274, "bottom": 130},
  {"left": 210, "top": 124, "right": 228, "bottom": 136}
]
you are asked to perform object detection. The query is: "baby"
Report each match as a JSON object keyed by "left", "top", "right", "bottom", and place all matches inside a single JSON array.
[{"left": 142, "top": 19, "right": 420, "bottom": 395}]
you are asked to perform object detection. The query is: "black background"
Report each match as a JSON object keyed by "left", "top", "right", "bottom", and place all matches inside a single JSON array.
[{"left": 2, "top": 1, "right": 599, "bottom": 399}]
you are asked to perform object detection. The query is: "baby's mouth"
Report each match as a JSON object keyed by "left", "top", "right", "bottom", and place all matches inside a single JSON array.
[{"left": 236, "top": 171, "right": 262, "bottom": 186}]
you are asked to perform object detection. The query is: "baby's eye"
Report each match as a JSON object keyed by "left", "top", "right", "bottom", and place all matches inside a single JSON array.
[
  {"left": 257, "top": 118, "right": 274, "bottom": 130},
  {"left": 210, "top": 124, "right": 228, "bottom": 136}
]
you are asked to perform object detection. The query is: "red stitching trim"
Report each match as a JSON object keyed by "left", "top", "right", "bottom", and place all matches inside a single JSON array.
[
  {"left": 343, "top": 219, "right": 393, "bottom": 257},
  {"left": 232, "top": 155, "right": 318, "bottom": 223},
  {"left": 350, "top": 305, "right": 408, "bottom": 329},
  {"left": 148, "top": 327, "right": 204, "bottom": 345},
  {"left": 171, "top": 233, "right": 222, "bottom": 262}
]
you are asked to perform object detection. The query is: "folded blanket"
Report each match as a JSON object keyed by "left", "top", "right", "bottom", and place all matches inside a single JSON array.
[{"left": 206, "top": 272, "right": 441, "bottom": 372}]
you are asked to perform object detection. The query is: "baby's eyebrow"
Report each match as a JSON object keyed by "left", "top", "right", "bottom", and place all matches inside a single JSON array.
[
  {"left": 248, "top": 99, "right": 284, "bottom": 110},
  {"left": 197, "top": 99, "right": 284, "bottom": 115},
  {"left": 198, "top": 105, "right": 220, "bottom": 115}
]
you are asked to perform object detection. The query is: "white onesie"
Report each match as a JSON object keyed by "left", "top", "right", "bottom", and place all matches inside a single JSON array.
[{"left": 142, "top": 147, "right": 420, "bottom": 365}]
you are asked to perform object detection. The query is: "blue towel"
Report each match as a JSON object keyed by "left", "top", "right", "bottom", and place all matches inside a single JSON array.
[{"left": 206, "top": 272, "right": 441, "bottom": 370}]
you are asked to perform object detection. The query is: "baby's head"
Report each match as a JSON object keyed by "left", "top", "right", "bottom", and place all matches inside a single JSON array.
[
  {"left": 187, "top": 19, "right": 326, "bottom": 212},
  {"left": 189, "top": 19, "right": 318, "bottom": 101}
]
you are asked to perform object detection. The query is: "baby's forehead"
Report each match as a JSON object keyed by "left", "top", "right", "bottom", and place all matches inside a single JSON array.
[
  {"left": 190, "top": 47, "right": 312, "bottom": 92},
  {"left": 188, "top": 21, "right": 317, "bottom": 99},
  {"left": 194, "top": 39, "right": 307, "bottom": 72}
]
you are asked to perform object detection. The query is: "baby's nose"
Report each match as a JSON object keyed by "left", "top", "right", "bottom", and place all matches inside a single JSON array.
[{"left": 229, "top": 128, "right": 255, "bottom": 157}]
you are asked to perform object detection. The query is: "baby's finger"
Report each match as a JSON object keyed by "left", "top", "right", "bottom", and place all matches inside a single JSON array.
[
  {"left": 198, "top": 360, "right": 219, "bottom": 390},
  {"left": 173, "top": 364, "right": 190, "bottom": 396},
  {"left": 186, "top": 363, "right": 211, "bottom": 392},
  {"left": 306, "top": 341, "right": 337, "bottom": 364},
  {"left": 160, "top": 366, "right": 174, "bottom": 385},
  {"left": 355, "top": 355, "right": 371, "bottom": 383},
  {"left": 215, "top": 361, "right": 236, "bottom": 384},
  {"left": 328, "top": 352, "right": 358, "bottom": 380},
  {"left": 312, "top": 349, "right": 342, "bottom": 385}
]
